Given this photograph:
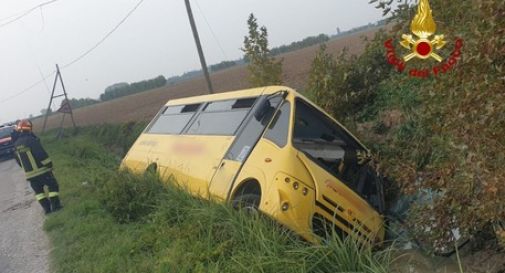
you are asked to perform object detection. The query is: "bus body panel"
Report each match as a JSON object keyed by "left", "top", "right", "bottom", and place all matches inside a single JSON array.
[
  {"left": 233, "top": 137, "right": 317, "bottom": 241},
  {"left": 208, "top": 159, "right": 242, "bottom": 200},
  {"left": 296, "top": 151, "right": 385, "bottom": 243},
  {"left": 123, "top": 134, "right": 234, "bottom": 198}
]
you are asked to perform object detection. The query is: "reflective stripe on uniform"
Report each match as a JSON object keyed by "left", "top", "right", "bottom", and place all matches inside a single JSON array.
[
  {"left": 25, "top": 167, "right": 51, "bottom": 179},
  {"left": 16, "top": 140, "right": 52, "bottom": 179},
  {"left": 16, "top": 145, "right": 29, "bottom": 171},
  {"left": 15, "top": 145, "right": 52, "bottom": 179},
  {"left": 35, "top": 193, "right": 47, "bottom": 201},
  {"left": 25, "top": 147, "right": 38, "bottom": 172},
  {"left": 48, "top": 192, "right": 59, "bottom": 198},
  {"left": 41, "top": 158, "right": 52, "bottom": 165}
]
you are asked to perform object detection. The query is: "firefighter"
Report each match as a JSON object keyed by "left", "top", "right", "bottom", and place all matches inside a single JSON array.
[{"left": 13, "top": 119, "right": 62, "bottom": 214}]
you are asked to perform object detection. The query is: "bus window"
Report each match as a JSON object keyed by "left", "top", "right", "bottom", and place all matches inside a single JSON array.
[
  {"left": 293, "top": 99, "right": 363, "bottom": 185},
  {"left": 148, "top": 103, "right": 201, "bottom": 135},
  {"left": 264, "top": 102, "right": 291, "bottom": 148},
  {"left": 225, "top": 94, "right": 285, "bottom": 161},
  {"left": 187, "top": 98, "right": 257, "bottom": 136}
]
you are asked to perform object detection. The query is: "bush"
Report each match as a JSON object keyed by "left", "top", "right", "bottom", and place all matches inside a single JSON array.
[
  {"left": 306, "top": 31, "right": 393, "bottom": 121},
  {"left": 101, "top": 171, "right": 165, "bottom": 223},
  {"left": 363, "top": 0, "right": 505, "bottom": 250},
  {"left": 80, "top": 121, "right": 147, "bottom": 156}
]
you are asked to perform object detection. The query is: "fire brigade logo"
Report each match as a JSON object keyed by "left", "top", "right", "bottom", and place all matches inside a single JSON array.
[
  {"left": 384, "top": 0, "right": 463, "bottom": 78},
  {"left": 400, "top": 0, "right": 445, "bottom": 62}
]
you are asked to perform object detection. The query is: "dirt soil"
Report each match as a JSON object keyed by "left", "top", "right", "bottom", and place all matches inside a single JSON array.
[
  {"left": 32, "top": 27, "right": 382, "bottom": 132},
  {"left": 0, "top": 159, "right": 50, "bottom": 273},
  {"left": 392, "top": 248, "right": 505, "bottom": 273}
]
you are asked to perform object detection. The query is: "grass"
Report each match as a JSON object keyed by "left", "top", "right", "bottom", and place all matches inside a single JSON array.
[{"left": 42, "top": 124, "right": 392, "bottom": 273}]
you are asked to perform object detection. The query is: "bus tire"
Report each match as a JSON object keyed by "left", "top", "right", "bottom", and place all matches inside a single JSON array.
[{"left": 232, "top": 193, "right": 261, "bottom": 213}]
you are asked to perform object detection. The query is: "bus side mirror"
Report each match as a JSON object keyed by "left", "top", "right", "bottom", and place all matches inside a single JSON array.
[{"left": 254, "top": 99, "right": 272, "bottom": 121}]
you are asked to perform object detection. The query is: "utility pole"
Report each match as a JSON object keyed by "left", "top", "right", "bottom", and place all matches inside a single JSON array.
[
  {"left": 184, "top": 0, "right": 214, "bottom": 94},
  {"left": 41, "top": 64, "right": 76, "bottom": 134}
]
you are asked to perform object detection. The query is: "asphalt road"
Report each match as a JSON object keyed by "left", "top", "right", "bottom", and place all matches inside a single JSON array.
[{"left": 0, "top": 159, "right": 49, "bottom": 273}]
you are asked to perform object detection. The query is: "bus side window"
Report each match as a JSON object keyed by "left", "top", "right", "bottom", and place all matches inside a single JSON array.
[
  {"left": 264, "top": 102, "right": 290, "bottom": 148},
  {"left": 148, "top": 104, "right": 201, "bottom": 135}
]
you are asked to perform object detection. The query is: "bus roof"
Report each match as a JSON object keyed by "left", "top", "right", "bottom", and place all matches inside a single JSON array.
[{"left": 165, "top": 86, "right": 297, "bottom": 106}]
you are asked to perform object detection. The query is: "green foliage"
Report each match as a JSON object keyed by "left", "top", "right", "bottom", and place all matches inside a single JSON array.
[
  {"left": 305, "top": 0, "right": 504, "bottom": 252},
  {"left": 166, "top": 70, "right": 203, "bottom": 85},
  {"left": 68, "top": 98, "right": 99, "bottom": 109},
  {"left": 79, "top": 121, "right": 147, "bottom": 156},
  {"left": 306, "top": 44, "right": 342, "bottom": 114},
  {"left": 42, "top": 125, "right": 391, "bottom": 273},
  {"left": 359, "top": 0, "right": 505, "bottom": 251},
  {"left": 210, "top": 60, "right": 237, "bottom": 72},
  {"left": 101, "top": 171, "right": 165, "bottom": 223},
  {"left": 306, "top": 31, "right": 394, "bottom": 120},
  {"left": 100, "top": 75, "right": 167, "bottom": 101},
  {"left": 270, "top": 34, "right": 330, "bottom": 56},
  {"left": 242, "top": 13, "right": 283, "bottom": 87}
]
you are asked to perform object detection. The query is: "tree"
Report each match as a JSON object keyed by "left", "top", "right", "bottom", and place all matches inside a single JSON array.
[
  {"left": 242, "top": 13, "right": 283, "bottom": 87},
  {"left": 306, "top": 44, "right": 340, "bottom": 114},
  {"left": 100, "top": 75, "right": 167, "bottom": 101},
  {"left": 306, "top": 31, "right": 391, "bottom": 120},
  {"left": 68, "top": 98, "right": 99, "bottom": 109}
]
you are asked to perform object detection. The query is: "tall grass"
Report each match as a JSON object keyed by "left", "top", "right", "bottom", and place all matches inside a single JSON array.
[{"left": 42, "top": 125, "right": 392, "bottom": 273}]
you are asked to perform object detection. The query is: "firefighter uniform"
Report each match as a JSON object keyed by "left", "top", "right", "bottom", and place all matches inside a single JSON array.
[{"left": 13, "top": 121, "right": 62, "bottom": 214}]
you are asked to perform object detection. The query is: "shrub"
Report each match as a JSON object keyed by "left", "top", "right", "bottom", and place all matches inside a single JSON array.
[
  {"left": 306, "top": 31, "right": 393, "bottom": 121},
  {"left": 81, "top": 121, "right": 147, "bottom": 156},
  {"left": 367, "top": 0, "right": 505, "bottom": 250},
  {"left": 100, "top": 171, "right": 165, "bottom": 223}
]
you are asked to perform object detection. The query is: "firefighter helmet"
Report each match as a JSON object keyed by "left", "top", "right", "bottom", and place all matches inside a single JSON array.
[{"left": 16, "top": 119, "right": 33, "bottom": 132}]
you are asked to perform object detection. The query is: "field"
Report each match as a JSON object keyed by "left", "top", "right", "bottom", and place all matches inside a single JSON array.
[{"left": 32, "top": 27, "right": 382, "bottom": 131}]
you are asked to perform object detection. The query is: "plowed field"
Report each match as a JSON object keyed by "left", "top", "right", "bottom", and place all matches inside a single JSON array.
[{"left": 33, "top": 27, "right": 381, "bottom": 131}]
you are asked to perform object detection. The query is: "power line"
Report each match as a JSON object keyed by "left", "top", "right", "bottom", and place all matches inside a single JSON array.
[
  {"left": 61, "top": 0, "right": 146, "bottom": 69},
  {"left": 194, "top": 0, "right": 227, "bottom": 60},
  {"left": 0, "top": 0, "right": 146, "bottom": 104},
  {"left": 37, "top": 65, "right": 58, "bottom": 109},
  {"left": 0, "top": 72, "right": 55, "bottom": 103},
  {"left": 0, "top": 0, "right": 60, "bottom": 29}
]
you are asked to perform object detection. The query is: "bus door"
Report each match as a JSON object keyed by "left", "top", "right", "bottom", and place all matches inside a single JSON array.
[{"left": 209, "top": 92, "right": 286, "bottom": 199}]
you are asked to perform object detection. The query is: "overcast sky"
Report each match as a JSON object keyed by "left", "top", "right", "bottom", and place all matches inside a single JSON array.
[{"left": 0, "top": 0, "right": 385, "bottom": 124}]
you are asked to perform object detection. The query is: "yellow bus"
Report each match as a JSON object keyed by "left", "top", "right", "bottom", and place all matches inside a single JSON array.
[{"left": 121, "top": 86, "right": 386, "bottom": 244}]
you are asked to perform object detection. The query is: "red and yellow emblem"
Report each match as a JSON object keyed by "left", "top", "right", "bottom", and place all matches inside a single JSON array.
[{"left": 400, "top": 0, "right": 446, "bottom": 62}]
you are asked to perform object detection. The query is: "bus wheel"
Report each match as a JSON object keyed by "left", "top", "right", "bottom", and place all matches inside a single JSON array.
[{"left": 232, "top": 193, "right": 261, "bottom": 214}]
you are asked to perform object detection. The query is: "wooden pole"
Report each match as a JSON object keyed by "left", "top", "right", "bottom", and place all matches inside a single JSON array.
[
  {"left": 41, "top": 64, "right": 77, "bottom": 134},
  {"left": 184, "top": 0, "right": 214, "bottom": 94},
  {"left": 56, "top": 64, "right": 77, "bottom": 129},
  {"left": 41, "top": 68, "right": 59, "bottom": 133}
]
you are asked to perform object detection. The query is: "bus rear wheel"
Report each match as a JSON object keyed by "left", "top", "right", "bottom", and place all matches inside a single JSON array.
[{"left": 232, "top": 193, "right": 261, "bottom": 214}]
